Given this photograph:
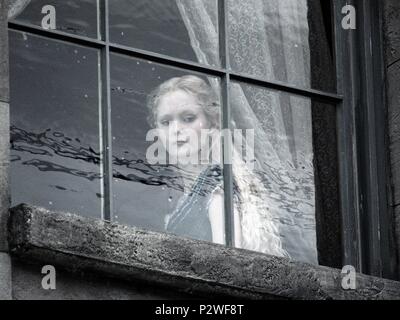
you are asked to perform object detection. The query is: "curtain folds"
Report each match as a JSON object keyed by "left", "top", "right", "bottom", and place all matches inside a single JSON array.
[{"left": 176, "top": 0, "right": 318, "bottom": 264}]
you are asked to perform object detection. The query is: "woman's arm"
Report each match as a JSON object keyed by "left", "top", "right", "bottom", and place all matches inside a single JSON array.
[{"left": 208, "top": 192, "right": 225, "bottom": 245}]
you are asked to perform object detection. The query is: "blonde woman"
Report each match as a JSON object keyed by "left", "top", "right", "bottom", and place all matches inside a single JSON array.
[{"left": 146, "top": 75, "right": 288, "bottom": 258}]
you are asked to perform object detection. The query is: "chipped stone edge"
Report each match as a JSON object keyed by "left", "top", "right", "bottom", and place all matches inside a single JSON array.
[{"left": 7, "top": 204, "right": 400, "bottom": 300}]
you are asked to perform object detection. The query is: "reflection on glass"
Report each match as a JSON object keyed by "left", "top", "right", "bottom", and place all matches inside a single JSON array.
[
  {"left": 230, "top": 81, "right": 317, "bottom": 264},
  {"left": 109, "top": 0, "right": 220, "bottom": 67},
  {"left": 10, "top": 0, "right": 100, "bottom": 39},
  {"left": 228, "top": 0, "right": 336, "bottom": 92},
  {"left": 10, "top": 31, "right": 102, "bottom": 217},
  {"left": 111, "top": 54, "right": 224, "bottom": 242}
]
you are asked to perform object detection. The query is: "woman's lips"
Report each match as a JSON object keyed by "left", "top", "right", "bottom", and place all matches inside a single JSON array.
[{"left": 176, "top": 140, "right": 188, "bottom": 147}]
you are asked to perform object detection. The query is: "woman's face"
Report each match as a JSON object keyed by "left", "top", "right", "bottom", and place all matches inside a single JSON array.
[{"left": 156, "top": 89, "right": 211, "bottom": 164}]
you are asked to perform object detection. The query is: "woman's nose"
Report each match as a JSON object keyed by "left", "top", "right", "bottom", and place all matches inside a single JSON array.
[{"left": 170, "top": 121, "right": 184, "bottom": 134}]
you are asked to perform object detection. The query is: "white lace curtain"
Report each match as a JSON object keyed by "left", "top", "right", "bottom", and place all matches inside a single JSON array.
[{"left": 176, "top": 0, "right": 318, "bottom": 264}]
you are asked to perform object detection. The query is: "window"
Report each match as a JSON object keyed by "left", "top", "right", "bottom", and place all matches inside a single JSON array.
[
  {"left": 8, "top": 0, "right": 395, "bottom": 277},
  {"left": 9, "top": 31, "right": 102, "bottom": 217}
]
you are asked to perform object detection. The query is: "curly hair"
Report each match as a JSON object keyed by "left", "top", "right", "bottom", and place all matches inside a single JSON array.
[{"left": 146, "top": 75, "right": 221, "bottom": 129}]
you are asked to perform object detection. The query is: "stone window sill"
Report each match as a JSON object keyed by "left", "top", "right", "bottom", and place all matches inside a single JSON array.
[{"left": 7, "top": 204, "right": 400, "bottom": 300}]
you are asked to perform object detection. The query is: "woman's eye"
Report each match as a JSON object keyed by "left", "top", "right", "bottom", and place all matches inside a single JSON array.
[{"left": 183, "top": 115, "right": 196, "bottom": 123}]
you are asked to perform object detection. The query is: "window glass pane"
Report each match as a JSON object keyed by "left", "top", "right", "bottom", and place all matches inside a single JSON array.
[
  {"left": 111, "top": 53, "right": 224, "bottom": 243},
  {"left": 230, "top": 81, "right": 318, "bottom": 264},
  {"left": 10, "top": 0, "right": 100, "bottom": 39},
  {"left": 228, "top": 0, "right": 336, "bottom": 92},
  {"left": 109, "top": 0, "right": 221, "bottom": 67},
  {"left": 10, "top": 31, "right": 102, "bottom": 218}
]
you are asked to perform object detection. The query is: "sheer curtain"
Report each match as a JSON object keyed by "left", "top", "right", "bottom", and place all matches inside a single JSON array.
[{"left": 176, "top": 0, "right": 318, "bottom": 264}]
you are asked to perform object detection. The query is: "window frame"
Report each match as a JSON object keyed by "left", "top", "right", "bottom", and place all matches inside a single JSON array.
[
  {"left": 7, "top": 0, "right": 397, "bottom": 279},
  {"left": 334, "top": 0, "right": 397, "bottom": 279}
]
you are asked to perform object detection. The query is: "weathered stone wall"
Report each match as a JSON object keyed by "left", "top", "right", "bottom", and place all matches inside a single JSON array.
[
  {"left": 0, "top": 1, "right": 8, "bottom": 103},
  {"left": 0, "top": 0, "right": 11, "bottom": 301},
  {"left": 0, "top": 0, "right": 9, "bottom": 251},
  {"left": 11, "top": 259, "right": 193, "bottom": 300},
  {"left": 0, "top": 253, "right": 11, "bottom": 300},
  {"left": 8, "top": 205, "right": 400, "bottom": 300},
  {"left": 384, "top": 0, "right": 400, "bottom": 278}
]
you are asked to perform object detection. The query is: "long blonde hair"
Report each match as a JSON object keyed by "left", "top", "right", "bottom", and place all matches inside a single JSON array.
[{"left": 147, "top": 75, "right": 289, "bottom": 258}]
